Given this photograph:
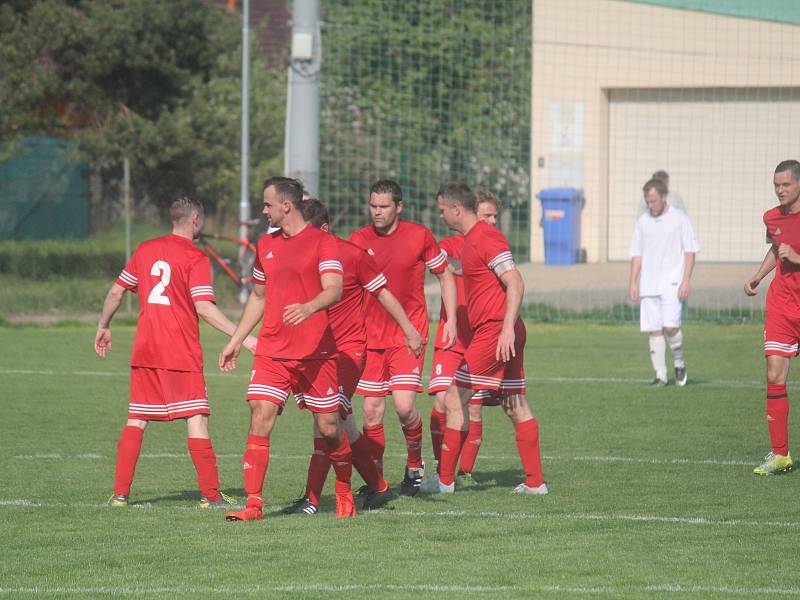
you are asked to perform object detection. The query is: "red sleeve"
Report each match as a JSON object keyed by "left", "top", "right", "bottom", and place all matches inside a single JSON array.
[
  {"left": 357, "top": 249, "right": 387, "bottom": 296},
  {"left": 422, "top": 228, "right": 447, "bottom": 274},
  {"left": 189, "top": 254, "right": 216, "bottom": 303},
  {"left": 318, "top": 233, "right": 343, "bottom": 275},
  {"left": 116, "top": 253, "right": 139, "bottom": 292},
  {"left": 439, "top": 236, "right": 454, "bottom": 257},
  {"left": 252, "top": 238, "right": 266, "bottom": 285},
  {"left": 479, "top": 226, "right": 515, "bottom": 271}
]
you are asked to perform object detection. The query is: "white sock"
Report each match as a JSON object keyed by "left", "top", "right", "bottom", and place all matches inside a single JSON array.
[
  {"left": 649, "top": 335, "right": 667, "bottom": 381},
  {"left": 666, "top": 330, "right": 685, "bottom": 368}
]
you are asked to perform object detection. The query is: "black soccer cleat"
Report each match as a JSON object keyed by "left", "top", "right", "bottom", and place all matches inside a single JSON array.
[
  {"left": 362, "top": 486, "right": 395, "bottom": 511},
  {"left": 281, "top": 496, "right": 318, "bottom": 515},
  {"left": 398, "top": 464, "right": 425, "bottom": 497},
  {"left": 675, "top": 367, "right": 687, "bottom": 387}
]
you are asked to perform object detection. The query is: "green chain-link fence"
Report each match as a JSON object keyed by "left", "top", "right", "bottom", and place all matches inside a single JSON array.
[{"left": 319, "top": 0, "right": 532, "bottom": 261}]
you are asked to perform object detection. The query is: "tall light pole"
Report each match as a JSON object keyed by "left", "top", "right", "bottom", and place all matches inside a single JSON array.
[
  {"left": 238, "top": 0, "right": 251, "bottom": 304},
  {"left": 284, "top": 0, "right": 321, "bottom": 196}
]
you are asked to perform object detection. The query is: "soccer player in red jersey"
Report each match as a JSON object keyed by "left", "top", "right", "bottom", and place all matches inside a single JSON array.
[
  {"left": 284, "top": 199, "right": 424, "bottom": 514},
  {"left": 434, "top": 182, "right": 547, "bottom": 495},
  {"left": 425, "top": 191, "right": 503, "bottom": 491},
  {"left": 219, "top": 177, "right": 356, "bottom": 521},
  {"left": 95, "top": 195, "right": 257, "bottom": 508},
  {"left": 349, "top": 180, "right": 458, "bottom": 496},
  {"left": 745, "top": 160, "right": 800, "bottom": 475}
]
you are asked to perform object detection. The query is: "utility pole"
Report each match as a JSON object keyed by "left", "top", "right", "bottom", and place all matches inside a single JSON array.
[
  {"left": 123, "top": 157, "right": 132, "bottom": 314},
  {"left": 238, "top": 0, "right": 251, "bottom": 304},
  {"left": 284, "top": 0, "right": 321, "bottom": 196}
]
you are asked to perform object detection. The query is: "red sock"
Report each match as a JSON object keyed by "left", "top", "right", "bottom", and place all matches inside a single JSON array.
[
  {"left": 458, "top": 420, "right": 483, "bottom": 475},
  {"left": 430, "top": 408, "right": 446, "bottom": 463},
  {"left": 362, "top": 424, "right": 385, "bottom": 480},
  {"left": 114, "top": 425, "right": 144, "bottom": 496},
  {"left": 402, "top": 417, "right": 424, "bottom": 469},
  {"left": 305, "top": 438, "right": 331, "bottom": 506},
  {"left": 188, "top": 437, "right": 220, "bottom": 501},
  {"left": 351, "top": 434, "right": 387, "bottom": 492},
  {"left": 767, "top": 384, "right": 790, "bottom": 455},
  {"left": 326, "top": 433, "right": 353, "bottom": 489},
  {"left": 439, "top": 427, "right": 468, "bottom": 486},
  {"left": 243, "top": 435, "right": 270, "bottom": 508},
  {"left": 515, "top": 418, "right": 544, "bottom": 487}
]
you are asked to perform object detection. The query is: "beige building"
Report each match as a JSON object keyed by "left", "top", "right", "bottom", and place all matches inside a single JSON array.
[{"left": 530, "top": 0, "right": 800, "bottom": 263}]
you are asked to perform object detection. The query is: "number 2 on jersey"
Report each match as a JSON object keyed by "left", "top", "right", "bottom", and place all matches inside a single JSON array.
[{"left": 147, "top": 260, "right": 172, "bottom": 305}]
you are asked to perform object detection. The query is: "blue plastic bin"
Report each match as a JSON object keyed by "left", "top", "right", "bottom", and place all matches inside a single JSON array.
[{"left": 537, "top": 187, "right": 584, "bottom": 265}]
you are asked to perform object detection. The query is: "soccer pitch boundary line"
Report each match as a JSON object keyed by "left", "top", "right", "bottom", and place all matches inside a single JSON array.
[
  {"left": 12, "top": 451, "right": 755, "bottom": 467},
  {"left": 0, "top": 368, "right": 766, "bottom": 388},
  {"left": 2, "top": 498, "right": 800, "bottom": 530},
  {"left": 2, "top": 584, "right": 800, "bottom": 596}
]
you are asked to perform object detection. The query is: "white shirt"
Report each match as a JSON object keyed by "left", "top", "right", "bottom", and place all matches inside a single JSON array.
[{"left": 629, "top": 206, "right": 699, "bottom": 297}]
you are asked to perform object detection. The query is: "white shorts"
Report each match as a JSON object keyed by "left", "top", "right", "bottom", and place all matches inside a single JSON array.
[{"left": 640, "top": 294, "right": 683, "bottom": 332}]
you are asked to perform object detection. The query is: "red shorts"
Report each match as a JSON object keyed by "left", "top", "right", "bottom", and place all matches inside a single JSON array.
[
  {"left": 764, "top": 310, "right": 800, "bottom": 357},
  {"left": 337, "top": 343, "right": 367, "bottom": 414},
  {"left": 429, "top": 347, "right": 500, "bottom": 406},
  {"left": 129, "top": 367, "right": 209, "bottom": 421},
  {"left": 355, "top": 345, "right": 426, "bottom": 396},
  {"left": 428, "top": 347, "right": 463, "bottom": 394},
  {"left": 247, "top": 355, "right": 340, "bottom": 413},
  {"left": 455, "top": 320, "right": 526, "bottom": 397}
]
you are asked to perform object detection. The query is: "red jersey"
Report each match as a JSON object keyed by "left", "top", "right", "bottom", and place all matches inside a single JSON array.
[
  {"left": 349, "top": 221, "right": 447, "bottom": 348},
  {"left": 433, "top": 235, "right": 472, "bottom": 351},
  {"left": 328, "top": 236, "right": 388, "bottom": 348},
  {"left": 764, "top": 206, "right": 800, "bottom": 315},
  {"left": 462, "top": 220, "right": 517, "bottom": 328},
  {"left": 116, "top": 234, "right": 215, "bottom": 372},
  {"left": 252, "top": 224, "right": 342, "bottom": 359}
]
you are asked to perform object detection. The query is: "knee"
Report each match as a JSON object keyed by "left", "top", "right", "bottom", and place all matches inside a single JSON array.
[
  {"left": 664, "top": 327, "right": 680, "bottom": 338},
  {"left": 504, "top": 395, "right": 533, "bottom": 423},
  {"left": 767, "top": 368, "right": 786, "bottom": 385}
]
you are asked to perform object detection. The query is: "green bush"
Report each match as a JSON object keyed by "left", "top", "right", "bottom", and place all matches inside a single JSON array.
[{"left": 0, "top": 239, "right": 125, "bottom": 279}]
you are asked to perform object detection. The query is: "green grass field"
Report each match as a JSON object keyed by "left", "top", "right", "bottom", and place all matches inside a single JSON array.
[{"left": 1, "top": 322, "right": 798, "bottom": 598}]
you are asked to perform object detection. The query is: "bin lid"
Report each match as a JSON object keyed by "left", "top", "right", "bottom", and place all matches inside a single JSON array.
[{"left": 536, "top": 187, "right": 583, "bottom": 202}]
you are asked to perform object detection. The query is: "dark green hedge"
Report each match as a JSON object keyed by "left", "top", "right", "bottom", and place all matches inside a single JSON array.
[{"left": 0, "top": 239, "right": 125, "bottom": 279}]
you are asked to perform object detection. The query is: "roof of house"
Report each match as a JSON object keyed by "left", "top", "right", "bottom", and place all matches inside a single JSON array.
[{"left": 623, "top": 0, "right": 800, "bottom": 26}]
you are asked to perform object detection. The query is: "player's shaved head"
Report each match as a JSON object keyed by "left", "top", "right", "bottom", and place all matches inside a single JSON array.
[
  {"left": 301, "top": 198, "right": 329, "bottom": 228},
  {"left": 775, "top": 160, "right": 800, "bottom": 182},
  {"left": 263, "top": 176, "right": 305, "bottom": 209},
  {"left": 169, "top": 195, "right": 204, "bottom": 224},
  {"left": 437, "top": 182, "right": 476, "bottom": 213}
]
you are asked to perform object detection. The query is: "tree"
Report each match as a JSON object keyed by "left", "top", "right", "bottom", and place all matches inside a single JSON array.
[{"left": 0, "top": 0, "right": 285, "bottom": 226}]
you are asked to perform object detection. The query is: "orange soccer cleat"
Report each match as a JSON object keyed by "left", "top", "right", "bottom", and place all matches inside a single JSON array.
[{"left": 225, "top": 505, "right": 264, "bottom": 521}]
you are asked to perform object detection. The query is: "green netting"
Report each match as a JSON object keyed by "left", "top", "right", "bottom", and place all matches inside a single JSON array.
[
  {"left": 0, "top": 136, "right": 89, "bottom": 240},
  {"left": 318, "top": 0, "right": 531, "bottom": 261}
]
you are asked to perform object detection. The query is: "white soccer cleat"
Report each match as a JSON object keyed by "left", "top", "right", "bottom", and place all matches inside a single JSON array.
[
  {"left": 436, "top": 481, "right": 455, "bottom": 494},
  {"left": 419, "top": 472, "right": 441, "bottom": 493},
  {"left": 512, "top": 482, "right": 549, "bottom": 495}
]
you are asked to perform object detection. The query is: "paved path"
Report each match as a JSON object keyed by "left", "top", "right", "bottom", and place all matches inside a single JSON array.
[{"left": 427, "top": 262, "right": 767, "bottom": 311}]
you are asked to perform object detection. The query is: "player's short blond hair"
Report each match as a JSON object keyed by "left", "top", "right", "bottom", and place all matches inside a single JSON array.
[
  {"left": 476, "top": 190, "right": 502, "bottom": 210},
  {"left": 169, "top": 195, "right": 204, "bottom": 224},
  {"left": 642, "top": 178, "right": 667, "bottom": 197}
]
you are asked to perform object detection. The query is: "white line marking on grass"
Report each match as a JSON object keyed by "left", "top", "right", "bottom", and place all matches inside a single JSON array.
[
  {"left": 0, "top": 584, "right": 516, "bottom": 595},
  {"left": 5, "top": 498, "right": 798, "bottom": 530},
  {"left": 377, "top": 509, "right": 800, "bottom": 529},
  {"left": 2, "top": 584, "right": 800, "bottom": 596},
  {"left": 12, "top": 451, "right": 754, "bottom": 467},
  {"left": 0, "top": 368, "right": 766, "bottom": 389}
]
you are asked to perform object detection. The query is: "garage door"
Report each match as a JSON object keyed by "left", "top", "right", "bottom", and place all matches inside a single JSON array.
[{"left": 607, "top": 88, "right": 800, "bottom": 262}]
